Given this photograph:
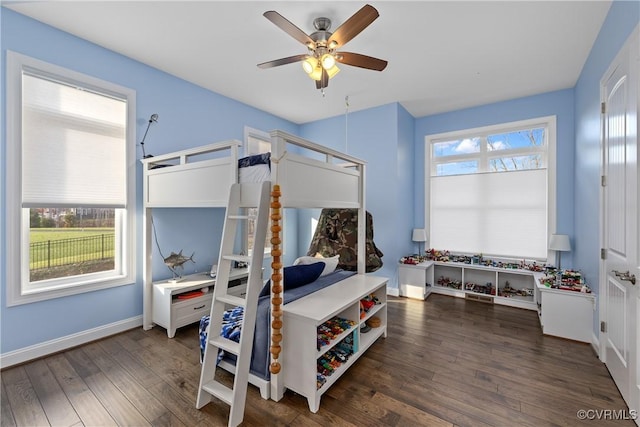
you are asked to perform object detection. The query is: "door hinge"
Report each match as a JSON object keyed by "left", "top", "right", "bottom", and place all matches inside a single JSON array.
[
  {"left": 601, "top": 175, "right": 607, "bottom": 187},
  {"left": 601, "top": 321, "right": 606, "bottom": 333},
  {"left": 601, "top": 248, "right": 607, "bottom": 260},
  {"left": 601, "top": 102, "right": 606, "bottom": 114}
]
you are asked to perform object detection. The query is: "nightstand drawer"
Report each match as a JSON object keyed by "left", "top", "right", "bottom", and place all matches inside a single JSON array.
[{"left": 174, "top": 295, "right": 212, "bottom": 325}]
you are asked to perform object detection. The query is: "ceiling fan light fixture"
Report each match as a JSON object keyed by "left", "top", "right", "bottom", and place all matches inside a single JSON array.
[
  {"left": 326, "top": 64, "right": 340, "bottom": 79},
  {"left": 302, "top": 57, "right": 318, "bottom": 74},
  {"left": 307, "top": 65, "right": 323, "bottom": 81},
  {"left": 321, "top": 53, "right": 336, "bottom": 70},
  {"left": 328, "top": 40, "right": 338, "bottom": 49}
]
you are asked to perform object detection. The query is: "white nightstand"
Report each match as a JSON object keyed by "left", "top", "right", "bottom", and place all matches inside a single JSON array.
[{"left": 152, "top": 268, "right": 249, "bottom": 338}]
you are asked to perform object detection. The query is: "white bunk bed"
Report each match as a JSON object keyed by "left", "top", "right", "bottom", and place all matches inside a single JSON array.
[{"left": 141, "top": 130, "right": 369, "bottom": 400}]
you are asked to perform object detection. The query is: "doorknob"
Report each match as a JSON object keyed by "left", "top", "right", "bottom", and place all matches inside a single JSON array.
[{"left": 612, "top": 270, "right": 637, "bottom": 285}]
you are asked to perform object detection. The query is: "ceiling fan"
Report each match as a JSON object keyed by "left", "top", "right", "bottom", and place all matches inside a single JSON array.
[{"left": 257, "top": 4, "right": 388, "bottom": 91}]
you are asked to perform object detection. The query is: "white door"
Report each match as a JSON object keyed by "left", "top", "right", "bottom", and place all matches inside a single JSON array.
[{"left": 601, "top": 25, "right": 639, "bottom": 421}]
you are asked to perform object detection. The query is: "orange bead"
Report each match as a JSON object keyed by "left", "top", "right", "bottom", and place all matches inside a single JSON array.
[
  {"left": 269, "top": 362, "right": 281, "bottom": 374},
  {"left": 272, "top": 319, "right": 283, "bottom": 329}
]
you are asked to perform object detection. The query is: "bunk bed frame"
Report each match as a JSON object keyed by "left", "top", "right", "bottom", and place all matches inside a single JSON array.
[{"left": 140, "top": 129, "right": 367, "bottom": 400}]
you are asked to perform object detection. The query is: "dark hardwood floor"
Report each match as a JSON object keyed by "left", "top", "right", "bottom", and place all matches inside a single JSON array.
[{"left": 1, "top": 294, "right": 633, "bottom": 426}]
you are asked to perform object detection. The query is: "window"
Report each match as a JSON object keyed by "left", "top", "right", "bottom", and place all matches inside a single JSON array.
[
  {"left": 426, "top": 116, "right": 556, "bottom": 260},
  {"left": 243, "top": 127, "right": 273, "bottom": 257},
  {"left": 6, "top": 51, "right": 136, "bottom": 305}
]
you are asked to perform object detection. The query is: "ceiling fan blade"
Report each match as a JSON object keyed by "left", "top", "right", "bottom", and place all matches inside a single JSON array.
[
  {"left": 328, "top": 4, "right": 379, "bottom": 48},
  {"left": 257, "top": 54, "right": 309, "bottom": 69},
  {"left": 263, "top": 11, "right": 314, "bottom": 46},
  {"left": 336, "top": 52, "right": 388, "bottom": 71}
]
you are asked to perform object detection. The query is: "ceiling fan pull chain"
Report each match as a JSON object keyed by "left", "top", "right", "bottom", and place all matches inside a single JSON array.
[{"left": 345, "top": 95, "right": 349, "bottom": 154}]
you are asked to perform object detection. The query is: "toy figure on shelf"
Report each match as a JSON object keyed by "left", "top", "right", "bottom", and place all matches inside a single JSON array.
[
  {"left": 539, "top": 269, "right": 591, "bottom": 293},
  {"left": 437, "top": 276, "right": 462, "bottom": 289},
  {"left": 426, "top": 248, "right": 450, "bottom": 262}
]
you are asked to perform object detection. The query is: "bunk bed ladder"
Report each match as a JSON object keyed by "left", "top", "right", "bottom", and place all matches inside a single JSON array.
[{"left": 196, "top": 181, "right": 271, "bottom": 427}]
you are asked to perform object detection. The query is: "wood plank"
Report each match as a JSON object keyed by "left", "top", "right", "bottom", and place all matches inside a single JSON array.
[
  {"left": 82, "top": 341, "right": 169, "bottom": 423},
  {"left": 83, "top": 372, "right": 151, "bottom": 426},
  {"left": 97, "top": 335, "right": 163, "bottom": 388},
  {"left": 45, "top": 353, "right": 117, "bottom": 426},
  {"left": 1, "top": 367, "right": 48, "bottom": 427},
  {"left": 23, "top": 359, "right": 81, "bottom": 426},
  {"left": 369, "top": 392, "right": 453, "bottom": 427},
  {"left": 0, "top": 375, "right": 17, "bottom": 427},
  {"left": 148, "top": 380, "right": 220, "bottom": 427}
]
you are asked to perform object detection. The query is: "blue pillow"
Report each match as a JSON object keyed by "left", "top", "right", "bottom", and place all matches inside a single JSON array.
[{"left": 259, "top": 262, "right": 325, "bottom": 297}]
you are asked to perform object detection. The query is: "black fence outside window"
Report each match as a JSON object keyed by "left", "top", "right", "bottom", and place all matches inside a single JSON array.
[{"left": 30, "top": 234, "right": 115, "bottom": 270}]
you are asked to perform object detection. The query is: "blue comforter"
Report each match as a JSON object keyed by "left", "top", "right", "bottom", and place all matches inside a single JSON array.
[{"left": 200, "top": 269, "right": 356, "bottom": 380}]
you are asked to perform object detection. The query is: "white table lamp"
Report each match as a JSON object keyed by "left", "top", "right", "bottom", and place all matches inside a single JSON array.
[
  {"left": 412, "top": 228, "right": 427, "bottom": 255},
  {"left": 549, "top": 234, "right": 571, "bottom": 269}
]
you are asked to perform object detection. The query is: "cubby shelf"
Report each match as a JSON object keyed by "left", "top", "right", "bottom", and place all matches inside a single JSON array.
[
  {"left": 398, "top": 260, "right": 596, "bottom": 343},
  {"left": 282, "top": 275, "right": 387, "bottom": 412}
]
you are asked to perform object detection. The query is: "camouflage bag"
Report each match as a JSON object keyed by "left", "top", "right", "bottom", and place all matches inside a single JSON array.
[{"left": 307, "top": 209, "right": 383, "bottom": 273}]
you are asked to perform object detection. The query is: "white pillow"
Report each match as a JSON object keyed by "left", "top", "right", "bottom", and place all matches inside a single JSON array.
[{"left": 293, "top": 254, "right": 339, "bottom": 276}]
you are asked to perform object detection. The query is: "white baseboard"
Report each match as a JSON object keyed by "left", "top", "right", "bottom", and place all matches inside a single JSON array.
[
  {"left": 387, "top": 287, "right": 400, "bottom": 297},
  {"left": 0, "top": 315, "right": 143, "bottom": 369}
]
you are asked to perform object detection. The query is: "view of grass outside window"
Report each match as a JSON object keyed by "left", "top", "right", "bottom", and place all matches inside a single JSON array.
[{"left": 29, "top": 208, "right": 116, "bottom": 282}]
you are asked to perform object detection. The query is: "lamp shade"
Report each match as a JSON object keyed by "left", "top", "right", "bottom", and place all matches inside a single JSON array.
[
  {"left": 549, "top": 234, "right": 571, "bottom": 252},
  {"left": 412, "top": 228, "right": 427, "bottom": 243}
]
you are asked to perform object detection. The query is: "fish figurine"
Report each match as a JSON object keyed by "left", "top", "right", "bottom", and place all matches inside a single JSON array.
[{"left": 163, "top": 250, "right": 195, "bottom": 273}]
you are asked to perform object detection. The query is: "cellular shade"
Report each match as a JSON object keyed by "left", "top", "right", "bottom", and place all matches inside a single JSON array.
[
  {"left": 21, "top": 73, "right": 127, "bottom": 208},
  {"left": 430, "top": 169, "right": 547, "bottom": 259}
]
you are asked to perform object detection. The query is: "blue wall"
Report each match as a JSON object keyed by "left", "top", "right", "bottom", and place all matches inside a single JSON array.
[
  {"left": 300, "top": 103, "right": 411, "bottom": 288},
  {"left": 414, "top": 89, "right": 576, "bottom": 265},
  {"left": 0, "top": 9, "right": 296, "bottom": 354},
  {"left": 574, "top": 1, "right": 639, "bottom": 333}
]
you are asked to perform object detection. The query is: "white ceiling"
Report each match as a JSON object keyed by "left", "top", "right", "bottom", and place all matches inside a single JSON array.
[{"left": 4, "top": 1, "right": 612, "bottom": 124}]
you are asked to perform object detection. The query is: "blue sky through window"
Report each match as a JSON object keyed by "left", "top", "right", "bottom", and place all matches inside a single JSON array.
[{"left": 432, "top": 128, "right": 545, "bottom": 176}]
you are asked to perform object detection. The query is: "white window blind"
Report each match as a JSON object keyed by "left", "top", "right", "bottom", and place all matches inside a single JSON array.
[
  {"left": 430, "top": 169, "right": 548, "bottom": 259},
  {"left": 21, "top": 73, "right": 127, "bottom": 208}
]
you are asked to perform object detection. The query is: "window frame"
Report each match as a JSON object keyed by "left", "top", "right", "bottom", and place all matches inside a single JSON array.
[
  {"left": 6, "top": 51, "right": 136, "bottom": 306},
  {"left": 424, "top": 116, "right": 557, "bottom": 260}
]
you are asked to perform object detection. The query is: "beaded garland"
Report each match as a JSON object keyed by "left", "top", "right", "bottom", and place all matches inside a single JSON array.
[{"left": 269, "top": 185, "right": 283, "bottom": 375}]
